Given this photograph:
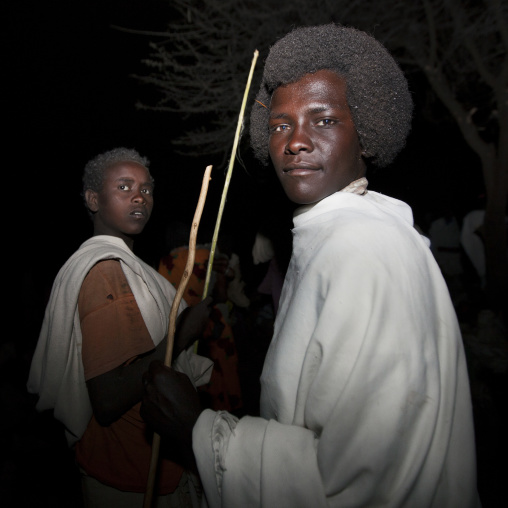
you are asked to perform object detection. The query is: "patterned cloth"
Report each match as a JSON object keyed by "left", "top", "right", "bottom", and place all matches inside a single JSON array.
[{"left": 158, "top": 247, "right": 243, "bottom": 412}]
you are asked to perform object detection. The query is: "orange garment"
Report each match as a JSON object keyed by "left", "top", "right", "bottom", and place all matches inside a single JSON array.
[
  {"left": 75, "top": 260, "right": 183, "bottom": 494},
  {"left": 158, "top": 247, "right": 242, "bottom": 412}
]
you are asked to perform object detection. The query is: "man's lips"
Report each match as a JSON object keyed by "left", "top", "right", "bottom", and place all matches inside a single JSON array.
[{"left": 282, "top": 162, "right": 321, "bottom": 176}]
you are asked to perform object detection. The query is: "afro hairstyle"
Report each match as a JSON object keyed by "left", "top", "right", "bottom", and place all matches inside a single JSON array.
[{"left": 249, "top": 24, "right": 413, "bottom": 168}]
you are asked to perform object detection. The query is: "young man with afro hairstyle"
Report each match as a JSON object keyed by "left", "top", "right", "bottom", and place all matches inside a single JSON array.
[{"left": 141, "top": 25, "right": 480, "bottom": 508}]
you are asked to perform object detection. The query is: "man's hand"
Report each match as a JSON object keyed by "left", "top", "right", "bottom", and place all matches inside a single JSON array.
[
  {"left": 173, "top": 296, "right": 214, "bottom": 356},
  {"left": 141, "top": 361, "right": 202, "bottom": 444},
  {"left": 141, "top": 361, "right": 202, "bottom": 471}
]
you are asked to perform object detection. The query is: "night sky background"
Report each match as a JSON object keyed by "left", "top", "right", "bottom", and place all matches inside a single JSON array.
[
  {"left": 7, "top": 1, "right": 503, "bottom": 506},
  {"left": 11, "top": 0, "right": 485, "bottom": 284}
]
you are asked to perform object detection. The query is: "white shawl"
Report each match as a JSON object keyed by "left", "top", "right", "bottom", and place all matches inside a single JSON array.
[{"left": 28, "top": 235, "right": 212, "bottom": 445}]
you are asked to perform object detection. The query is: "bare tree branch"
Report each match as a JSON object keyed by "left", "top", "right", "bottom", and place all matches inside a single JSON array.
[
  {"left": 131, "top": 0, "right": 507, "bottom": 310},
  {"left": 132, "top": 0, "right": 351, "bottom": 158},
  {"left": 133, "top": 0, "right": 505, "bottom": 173}
]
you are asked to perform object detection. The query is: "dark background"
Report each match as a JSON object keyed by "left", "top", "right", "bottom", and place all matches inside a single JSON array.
[
  {"left": 10, "top": 0, "right": 484, "bottom": 279},
  {"left": 6, "top": 1, "right": 501, "bottom": 507}
]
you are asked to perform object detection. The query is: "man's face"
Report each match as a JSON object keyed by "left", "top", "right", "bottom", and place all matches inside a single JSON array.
[
  {"left": 268, "top": 69, "right": 365, "bottom": 205},
  {"left": 86, "top": 161, "right": 154, "bottom": 241}
]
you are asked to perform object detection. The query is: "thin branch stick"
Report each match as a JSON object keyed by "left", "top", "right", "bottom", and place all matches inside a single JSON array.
[
  {"left": 164, "top": 164, "right": 213, "bottom": 365},
  {"left": 201, "top": 49, "right": 259, "bottom": 300},
  {"left": 143, "top": 164, "right": 213, "bottom": 508},
  {"left": 143, "top": 432, "right": 162, "bottom": 508}
]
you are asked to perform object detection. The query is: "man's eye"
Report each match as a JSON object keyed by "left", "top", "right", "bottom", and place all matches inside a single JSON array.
[
  {"left": 119, "top": 184, "right": 131, "bottom": 191},
  {"left": 271, "top": 124, "right": 290, "bottom": 133},
  {"left": 142, "top": 188, "right": 153, "bottom": 195},
  {"left": 316, "top": 118, "right": 336, "bottom": 126}
]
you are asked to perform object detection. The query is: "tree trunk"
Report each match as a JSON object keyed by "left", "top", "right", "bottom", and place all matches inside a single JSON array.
[{"left": 482, "top": 154, "right": 508, "bottom": 324}]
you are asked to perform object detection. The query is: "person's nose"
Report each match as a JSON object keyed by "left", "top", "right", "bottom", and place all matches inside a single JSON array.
[
  {"left": 132, "top": 189, "right": 147, "bottom": 204},
  {"left": 285, "top": 123, "right": 314, "bottom": 155}
]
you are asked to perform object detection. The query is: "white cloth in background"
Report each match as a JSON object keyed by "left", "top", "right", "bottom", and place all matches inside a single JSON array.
[
  {"left": 28, "top": 235, "right": 212, "bottom": 445},
  {"left": 461, "top": 210, "right": 486, "bottom": 285},
  {"left": 226, "top": 252, "right": 250, "bottom": 308},
  {"left": 252, "top": 233, "right": 275, "bottom": 265},
  {"left": 193, "top": 190, "right": 479, "bottom": 507},
  {"left": 429, "top": 215, "right": 463, "bottom": 276}
]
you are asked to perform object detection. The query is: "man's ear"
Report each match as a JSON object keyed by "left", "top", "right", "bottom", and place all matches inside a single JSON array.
[
  {"left": 360, "top": 145, "right": 372, "bottom": 160},
  {"left": 85, "top": 189, "right": 99, "bottom": 213}
]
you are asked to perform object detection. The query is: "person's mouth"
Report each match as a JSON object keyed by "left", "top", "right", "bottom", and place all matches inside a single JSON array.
[
  {"left": 282, "top": 162, "right": 321, "bottom": 176},
  {"left": 130, "top": 208, "right": 147, "bottom": 219}
]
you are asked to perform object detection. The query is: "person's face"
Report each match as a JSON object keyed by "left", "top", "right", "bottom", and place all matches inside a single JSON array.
[
  {"left": 85, "top": 162, "right": 154, "bottom": 245},
  {"left": 268, "top": 69, "right": 365, "bottom": 205}
]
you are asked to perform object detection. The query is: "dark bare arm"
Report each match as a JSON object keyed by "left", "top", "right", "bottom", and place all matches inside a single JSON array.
[{"left": 87, "top": 296, "right": 213, "bottom": 426}]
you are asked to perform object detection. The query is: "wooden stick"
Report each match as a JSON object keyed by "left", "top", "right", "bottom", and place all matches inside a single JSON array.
[
  {"left": 201, "top": 49, "right": 259, "bottom": 300},
  {"left": 143, "top": 164, "right": 213, "bottom": 508}
]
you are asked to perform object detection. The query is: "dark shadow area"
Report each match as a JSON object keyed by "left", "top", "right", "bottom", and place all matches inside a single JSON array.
[{"left": 6, "top": 1, "right": 506, "bottom": 506}]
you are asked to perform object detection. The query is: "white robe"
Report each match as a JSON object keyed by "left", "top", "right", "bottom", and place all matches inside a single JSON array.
[
  {"left": 193, "top": 191, "right": 480, "bottom": 507},
  {"left": 28, "top": 235, "right": 212, "bottom": 445}
]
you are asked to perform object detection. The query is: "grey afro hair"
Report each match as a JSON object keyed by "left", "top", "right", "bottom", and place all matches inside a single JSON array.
[
  {"left": 250, "top": 24, "right": 413, "bottom": 168},
  {"left": 82, "top": 147, "right": 151, "bottom": 195}
]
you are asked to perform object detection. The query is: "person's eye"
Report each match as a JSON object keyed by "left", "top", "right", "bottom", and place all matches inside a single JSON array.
[
  {"left": 316, "top": 118, "right": 336, "bottom": 127},
  {"left": 119, "top": 184, "right": 131, "bottom": 191},
  {"left": 270, "top": 124, "right": 290, "bottom": 133},
  {"left": 142, "top": 188, "right": 153, "bottom": 195}
]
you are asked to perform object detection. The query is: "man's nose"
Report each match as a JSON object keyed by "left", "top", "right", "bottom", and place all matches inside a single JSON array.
[{"left": 285, "top": 124, "right": 314, "bottom": 154}]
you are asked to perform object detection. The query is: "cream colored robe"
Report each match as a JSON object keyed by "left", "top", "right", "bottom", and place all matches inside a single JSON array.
[
  {"left": 193, "top": 191, "right": 480, "bottom": 507},
  {"left": 28, "top": 235, "right": 212, "bottom": 445}
]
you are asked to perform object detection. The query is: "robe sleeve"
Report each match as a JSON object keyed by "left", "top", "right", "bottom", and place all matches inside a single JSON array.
[{"left": 193, "top": 410, "right": 327, "bottom": 508}]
